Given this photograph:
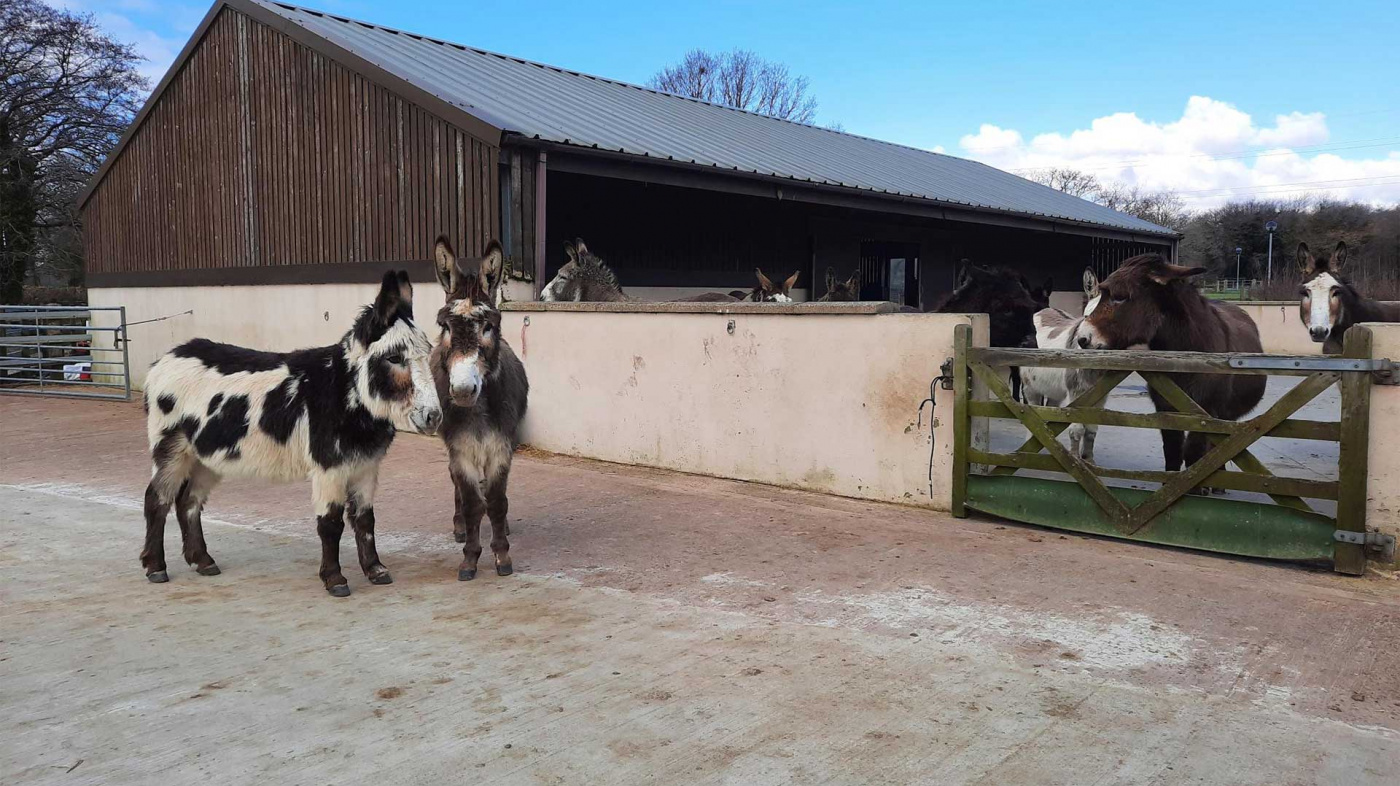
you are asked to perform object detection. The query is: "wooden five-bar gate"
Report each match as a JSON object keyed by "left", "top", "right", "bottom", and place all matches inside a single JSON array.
[{"left": 948, "top": 324, "right": 1396, "bottom": 574}]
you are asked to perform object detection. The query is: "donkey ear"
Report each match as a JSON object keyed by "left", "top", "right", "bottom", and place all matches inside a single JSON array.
[
  {"left": 434, "top": 235, "right": 459, "bottom": 295},
  {"left": 755, "top": 268, "right": 776, "bottom": 291},
  {"left": 573, "top": 238, "right": 589, "bottom": 258},
  {"left": 847, "top": 269, "right": 861, "bottom": 288},
  {"left": 1082, "top": 268, "right": 1099, "bottom": 298},
  {"left": 373, "top": 269, "right": 409, "bottom": 324},
  {"left": 564, "top": 241, "right": 579, "bottom": 264},
  {"left": 825, "top": 266, "right": 836, "bottom": 290},
  {"left": 1148, "top": 263, "right": 1207, "bottom": 285},
  {"left": 473, "top": 240, "right": 504, "bottom": 302},
  {"left": 1332, "top": 241, "right": 1348, "bottom": 272},
  {"left": 1297, "top": 242, "right": 1315, "bottom": 274},
  {"left": 783, "top": 270, "right": 801, "bottom": 292}
]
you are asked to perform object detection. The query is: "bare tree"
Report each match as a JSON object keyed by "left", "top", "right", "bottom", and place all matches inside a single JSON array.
[
  {"left": 1024, "top": 167, "right": 1186, "bottom": 230},
  {"left": 1023, "top": 167, "right": 1102, "bottom": 199},
  {"left": 1, "top": 0, "right": 146, "bottom": 299},
  {"left": 650, "top": 48, "right": 818, "bottom": 124}
]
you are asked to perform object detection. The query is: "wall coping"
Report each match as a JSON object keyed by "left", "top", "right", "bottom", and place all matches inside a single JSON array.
[{"left": 501, "top": 301, "right": 913, "bottom": 315}]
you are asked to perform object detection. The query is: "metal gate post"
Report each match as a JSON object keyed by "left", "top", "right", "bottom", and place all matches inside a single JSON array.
[
  {"left": 119, "top": 306, "right": 131, "bottom": 400},
  {"left": 1334, "top": 325, "right": 1373, "bottom": 575},
  {"left": 951, "top": 323, "right": 971, "bottom": 517}
]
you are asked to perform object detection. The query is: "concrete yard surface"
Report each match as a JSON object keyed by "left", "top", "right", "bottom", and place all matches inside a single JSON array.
[{"left": 2, "top": 396, "right": 1399, "bottom": 785}]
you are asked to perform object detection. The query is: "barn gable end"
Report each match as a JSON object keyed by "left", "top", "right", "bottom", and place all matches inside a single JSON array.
[{"left": 83, "top": 5, "right": 500, "bottom": 287}]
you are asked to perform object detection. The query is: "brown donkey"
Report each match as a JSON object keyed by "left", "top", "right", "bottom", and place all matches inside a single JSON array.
[
  {"left": 432, "top": 237, "right": 530, "bottom": 580},
  {"left": 1298, "top": 241, "right": 1400, "bottom": 354},
  {"left": 1080, "top": 253, "right": 1265, "bottom": 474}
]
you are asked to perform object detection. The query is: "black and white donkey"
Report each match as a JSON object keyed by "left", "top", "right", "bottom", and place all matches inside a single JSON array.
[{"left": 141, "top": 271, "right": 442, "bottom": 597}]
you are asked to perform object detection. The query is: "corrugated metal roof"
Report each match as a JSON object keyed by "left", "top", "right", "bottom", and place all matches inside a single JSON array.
[{"left": 252, "top": 1, "right": 1174, "bottom": 237}]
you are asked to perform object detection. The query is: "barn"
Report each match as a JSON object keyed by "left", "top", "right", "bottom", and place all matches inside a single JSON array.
[{"left": 81, "top": 0, "right": 1176, "bottom": 374}]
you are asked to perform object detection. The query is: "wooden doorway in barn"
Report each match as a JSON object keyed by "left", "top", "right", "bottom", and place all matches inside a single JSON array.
[{"left": 859, "top": 241, "right": 921, "bottom": 308}]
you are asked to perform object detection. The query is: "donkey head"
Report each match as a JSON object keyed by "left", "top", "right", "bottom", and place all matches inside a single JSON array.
[
  {"left": 433, "top": 236, "right": 505, "bottom": 407},
  {"left": 540, "top": 238, "right": 625, "bottom": 302},
  {"left": 1080, "top": 254, "right": 1207, "bottom": 349},
  {"left": 1297, "top": 241, "right": 1352, "bottom": 344},
  {"left": 752, "top": 268, "right": 800, "bottom": 302},
  {"left": 347, "top": 271, "right": 442, "bottom": 435},
  {"left": 939, "top": 262, "right": 1038, "bottom": 348},
  {"left": 819, "top": 266, "right": 861, "bottom": 302}
]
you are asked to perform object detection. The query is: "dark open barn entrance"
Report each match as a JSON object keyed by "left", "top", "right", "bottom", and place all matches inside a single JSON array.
[{"left": 537, "top": 156, "right": 1172, "bottom": 306}]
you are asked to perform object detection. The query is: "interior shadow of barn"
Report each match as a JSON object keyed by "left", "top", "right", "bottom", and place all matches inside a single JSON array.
[{"left": 541, "top": 168, "right": 1170, "bottom": 307}]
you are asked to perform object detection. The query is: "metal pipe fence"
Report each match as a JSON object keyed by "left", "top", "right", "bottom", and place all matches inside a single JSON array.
[{"left": 0, "top": 305, "right": 131, "bottom": 400}]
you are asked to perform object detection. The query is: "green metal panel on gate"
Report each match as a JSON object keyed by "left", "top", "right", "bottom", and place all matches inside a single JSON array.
[{"left": 966, "top": 475, "right": 1337, "bottom": 562}]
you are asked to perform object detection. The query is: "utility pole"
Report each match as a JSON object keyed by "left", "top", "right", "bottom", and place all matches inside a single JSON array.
[
  {"left": 1265, "top": 220, "right": 1278, "bottom": 281},
  {"left": 1235, "top": 247, "right": 1242, "bottom": 286}
]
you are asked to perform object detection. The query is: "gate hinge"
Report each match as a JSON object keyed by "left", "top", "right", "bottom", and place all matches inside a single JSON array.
[
  {"left": 1334, "top": 529, "right": 1398, "bottom": 562},
  {"left": 1228, "top": 356, "right": 1395, "bottom": 376}
]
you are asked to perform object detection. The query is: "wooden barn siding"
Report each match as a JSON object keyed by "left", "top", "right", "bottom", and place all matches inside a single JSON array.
[
  {"left": 498, "top": 149, "right": 537, "bottom": 282},
  {"left": 84, "top": 8, "right": 498, "bottom": 284}
]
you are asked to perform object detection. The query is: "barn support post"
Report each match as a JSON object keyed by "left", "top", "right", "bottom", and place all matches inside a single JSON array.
[{"left": 533, "top": 151, "right": 548, "bottom": 298}]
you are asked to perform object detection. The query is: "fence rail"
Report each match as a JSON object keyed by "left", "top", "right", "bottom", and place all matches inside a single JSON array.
[{"left": 0, "top": 305, "right": 130, "bottom": 400}]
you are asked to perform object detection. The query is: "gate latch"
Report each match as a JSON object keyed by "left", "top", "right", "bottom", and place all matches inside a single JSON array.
[
  {"left": 1334, "top": 529, "right": 1398, "bottom": 562},
  {"left": 937, "top": 357, "right": 955, "bottom": 390}
]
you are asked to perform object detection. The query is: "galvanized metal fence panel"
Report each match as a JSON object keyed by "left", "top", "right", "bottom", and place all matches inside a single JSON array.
[{"left": 0, "top": 305, "right": 131, "bottom": 400}]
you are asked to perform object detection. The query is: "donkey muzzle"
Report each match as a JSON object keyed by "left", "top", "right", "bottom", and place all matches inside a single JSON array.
[
  {"left": 1309, "top": 326, "right": 1330, "bottom": 342},
  {"left": 412, "top": 407, "right": 443, "bottom": 436}
]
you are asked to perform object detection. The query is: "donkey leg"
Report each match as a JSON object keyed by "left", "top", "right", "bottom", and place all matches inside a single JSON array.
[
  {"left": 452, "top": 482, "right": 465, "bottom": 542},
  {"left": 1182, "top": 431, "right": 1219, "bottom": 495},
  {"left": 141, "top": 430, "right": 195, "bottom": 583},
  {"left": 175, "top": 462, "right": 222, "bottom": 575},
  {"left": 486, "top": 473, "right": 512, "bottom": 577},
  {"left": 347, "top": 468, "right": 392, "bottom": 586},
  {"left": 312, "top": 472, "right": 350, "bottom": 597},
  {"left": 1159, "top": 429, "right": 1184, "bottom": 473},
  {"left": 1081, "top": 425, "right": 1098, "bottom": 465},
  {"left": 453, "top": 468, "right": 486, "bottom": 581}
]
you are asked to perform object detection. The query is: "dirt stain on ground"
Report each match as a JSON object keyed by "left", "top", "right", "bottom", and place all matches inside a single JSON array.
[{"left": 376, "top": 686, "right": 404, "bottom": 700}]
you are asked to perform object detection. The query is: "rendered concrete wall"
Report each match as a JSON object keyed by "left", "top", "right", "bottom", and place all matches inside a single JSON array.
[
  {"left": 87, "top": 286, "right": 984, "bottom": 510},
  {"left": 499, "top": 303, "right": 987, "bottom": 510},
  {"left": 1234, "top": 302, "right": 1319, "bottom": 356},
  {"left": 88, "top": 283, "right": 447, "bottom": 387},
  {"left": 1365, "top": 323, "right": 1400, "bottom": 548}
]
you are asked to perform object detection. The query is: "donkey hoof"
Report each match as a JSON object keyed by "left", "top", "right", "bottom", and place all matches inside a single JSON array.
[
  {"left": 327, "top": 584, "right": 351, "bottom": 597},
  {"left": 147, "top": 570, "right": 169, "bottom": 584},
  {"left": 496, "top": 562, "right": 514, "bottom": 577},
  {"left": 369, "top": 572, "right": 393, "bottom": 585},
  {"left": 458, "top": 568, "right": 477, "bottom": 582},
  {"left": 196, "top": 564, "right": 221, "bottom": 576},
  {"left": 454, "top": 533, "right": 467, "bottom": 543}
]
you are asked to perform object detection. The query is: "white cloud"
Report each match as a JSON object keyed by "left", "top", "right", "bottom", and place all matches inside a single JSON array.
[
  {"left": 956, "top": 97, "right": 1400, "bottom": 208},
  {"left": 56, "top": 0, "right": 200, "bottom": 87}
]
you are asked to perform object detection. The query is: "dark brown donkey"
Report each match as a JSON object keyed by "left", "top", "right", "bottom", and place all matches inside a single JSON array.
[
  {"left": 432, "top": 236, "right": 531, "bottom": 581},
  {"left": 1080, "top": 253, "right": 1266, "bottom": 474},
  {"left": 936, "top": 262, "right": 1041, "bottom": 399},
  {"left": 935, "top": 262, "right": 1039, "bottom": 349},
  {"left": 1298, "top": 241, "right": 1400, "bottom": 354}
]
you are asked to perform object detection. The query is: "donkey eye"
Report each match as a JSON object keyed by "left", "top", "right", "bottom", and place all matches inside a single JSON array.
[{"left": 385, "top": 353, "right": 405, "bottom": 365}]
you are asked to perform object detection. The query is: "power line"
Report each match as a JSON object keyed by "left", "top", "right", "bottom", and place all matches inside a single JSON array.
[{"left": 1176, "top": 177, "right": 1400, "bottom": 201}]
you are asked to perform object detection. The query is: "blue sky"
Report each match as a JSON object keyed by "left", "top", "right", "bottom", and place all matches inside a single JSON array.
[{"left": 64, "top": 0, "right": 1400, "bottom": 207}]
